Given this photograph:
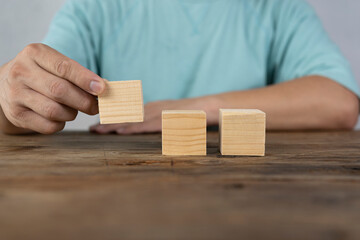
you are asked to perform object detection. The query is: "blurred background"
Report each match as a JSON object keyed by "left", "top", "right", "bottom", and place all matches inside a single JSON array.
[{"left": 0, "top": 0, "right": 359, "bottom": 130}]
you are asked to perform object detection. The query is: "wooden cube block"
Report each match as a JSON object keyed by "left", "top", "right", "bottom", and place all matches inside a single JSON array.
[
  {"left": 162, "top": 110, "right": 207, "bottom": 156},
  {"left": 220, "top": 109, "right": 266, "bottom": 156},
  {"left": 98, "top": 80, "right": 144, "bottom": 124}
]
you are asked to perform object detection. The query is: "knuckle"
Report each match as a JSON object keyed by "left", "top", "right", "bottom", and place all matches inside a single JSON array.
[
  {"left": 22, "top": 43, "right": 42, "bottom": 56},
  {"left": 2, "top": 104, "right": 25, "bottom": 128},
  {"left": 49, "top": 81, "right": 67, "bottom": 99},
  {"left": 55, "top": 60, "right": 72, "bottom": 78},
  {"left": 42, "top": 122, "right": 65, "bottom": 135},
  {"left": 9, "top": 107, "right": 25, "bottom": 122},
  {"left": 43, "top": 104, "right": 60, "bottom": 120},
  {"left": 8, "top": 62, "right": 26, "bottom": 80}
]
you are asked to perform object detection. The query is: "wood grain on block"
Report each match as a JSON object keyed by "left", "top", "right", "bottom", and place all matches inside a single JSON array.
[
  {"left": 220, "top": 109, "right": 266, "bottom": 156},
  {"left": 162, "top": 110, "right": 207, "bottom": 156},
  {"left": 99, "top": 80, "right": 144, "bottom": 124}
]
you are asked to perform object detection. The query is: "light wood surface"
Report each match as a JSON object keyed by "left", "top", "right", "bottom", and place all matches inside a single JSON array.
[
  {"left": 162, "top": 110, "right": 206, "bottom": 156},
  {"left": 98, "top": 80, "right": 144, "bottom": 124},
  {"left": 1, "top": 131, "right": 360, "bottom": 240},
  {"left": 220, "top": 109, "right": 266, "bottom": 156}
]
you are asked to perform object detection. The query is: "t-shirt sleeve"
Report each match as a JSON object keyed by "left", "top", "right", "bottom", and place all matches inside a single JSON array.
[
  {"left": 42, "top": 0, "right": 102, "bottom": 74},
  {"left": 268, "top": 0, "right": 360, "bottom": 97}
]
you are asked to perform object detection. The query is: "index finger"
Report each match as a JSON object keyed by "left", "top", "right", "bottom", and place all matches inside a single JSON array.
[{"left": 27, "top": 43, "right": 105, "bottom": 96}]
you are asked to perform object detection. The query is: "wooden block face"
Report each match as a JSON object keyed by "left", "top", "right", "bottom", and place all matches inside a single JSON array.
[
  {"left": 220, "top": 109, "right": 266, "bottom": 156},
  {"left": 162, "top": 110, "right": 207, "bottom": 156},
  {"left": 98, "top": 80, "right": 144, "bottom": 124}
]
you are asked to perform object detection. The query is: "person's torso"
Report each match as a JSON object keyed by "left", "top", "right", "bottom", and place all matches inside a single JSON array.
[{"left": 98, "top": 0, "right": 274, "bottom": 103}]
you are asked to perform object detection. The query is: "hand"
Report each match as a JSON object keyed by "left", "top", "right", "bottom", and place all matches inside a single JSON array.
[
  {"left": 90, "top": 97, "right": 220, "bottom": 135},
  {"left": 0, "top": 43, "right": 105, "bottom": 134}
]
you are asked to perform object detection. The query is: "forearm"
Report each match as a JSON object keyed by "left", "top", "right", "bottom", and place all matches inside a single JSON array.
[{"left": 201, "top": 76, "right": 359, "bottom": 130}]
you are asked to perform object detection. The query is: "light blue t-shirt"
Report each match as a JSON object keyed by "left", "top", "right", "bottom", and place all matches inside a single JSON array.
[{"left": 43, "top": 0, "right": 360, "bottom": 103}]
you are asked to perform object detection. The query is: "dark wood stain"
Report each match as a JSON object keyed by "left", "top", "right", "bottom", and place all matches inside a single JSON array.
[
  {"left": 224, "top": 183, "right": 245, "bottom": 190},
  {"left": 0, "top": 145, "right": 43, "bottom": 152}
]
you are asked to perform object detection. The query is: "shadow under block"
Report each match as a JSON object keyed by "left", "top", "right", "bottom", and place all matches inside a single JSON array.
[
  {"left": 98, "top": 80, "right": 144, "bottom": 124},
  {"left": 220, "top": 109, "right": 266, "bottom": 156},
  {"left": 162, "top": 110, "right": 207, "bottom": 156}
]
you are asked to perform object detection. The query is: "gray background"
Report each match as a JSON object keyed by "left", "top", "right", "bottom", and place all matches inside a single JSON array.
[{"left": 0, "top": 0, "right": 359, "bottom": 130}]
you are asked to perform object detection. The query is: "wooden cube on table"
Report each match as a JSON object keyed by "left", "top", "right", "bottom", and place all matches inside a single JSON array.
[
  {"left": 162, "top": 110, "right": 207, "bottom": 156},
  {"left": 220, "top": 109, "right": 266, "bottom": 156},
  {"left": 98, "top": 80, "right": 144, "bottom": 124}
]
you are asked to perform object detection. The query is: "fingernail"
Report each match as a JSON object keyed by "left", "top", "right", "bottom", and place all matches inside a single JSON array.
[{"left": 90, "top": 80, "right": 104, "bottom": 95}]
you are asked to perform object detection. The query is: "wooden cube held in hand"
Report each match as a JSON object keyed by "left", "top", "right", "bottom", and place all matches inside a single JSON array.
[
  {"left": 98, "top": 80, "right": 144, "bottom": 124},
  {"left": 220, "top": 109, "right": 266, "bottom": 156},
  {"left": 162, "top": 110, "right": 207, "bottom": 156}
]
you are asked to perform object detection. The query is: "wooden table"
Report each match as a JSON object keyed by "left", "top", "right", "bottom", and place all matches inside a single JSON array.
[{"left": 0, "top": 131, "right": 359, "bottom": 240}]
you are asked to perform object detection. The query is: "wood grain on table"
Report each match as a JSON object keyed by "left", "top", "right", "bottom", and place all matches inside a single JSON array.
[{"left": 0, "top": 131, "right": 359, "bottom": 240}]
